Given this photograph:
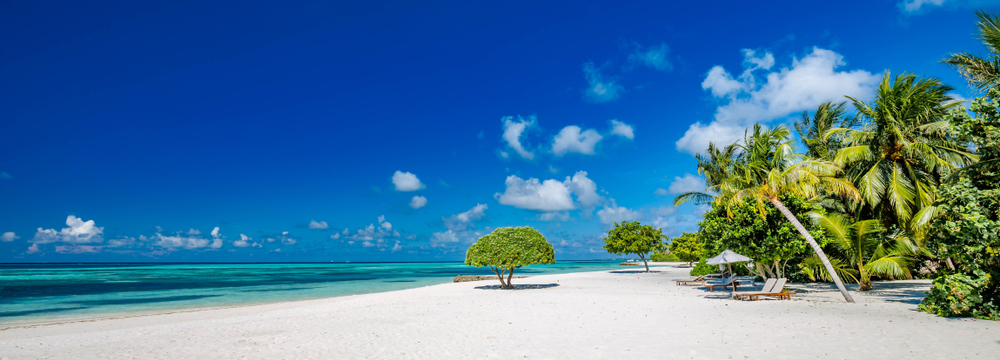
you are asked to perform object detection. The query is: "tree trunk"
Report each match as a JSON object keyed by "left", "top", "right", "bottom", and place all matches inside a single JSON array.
[
  {"left": 770, "top": 198, "right": 856, "bottom": 303},
  {"left": 640, "top": 254, "right": 649, "bottom": 272},
  {"left": 506, "top": 268, "right": 515, "bottom": 289},
  {"left": 491, "top": 267, "right": 508, "bottom": 288}
]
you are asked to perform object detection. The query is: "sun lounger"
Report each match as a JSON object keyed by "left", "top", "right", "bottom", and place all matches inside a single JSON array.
[
  {"left": 731, "top": 278, "right": 777, "bottom": 298},
  {"left": 733, "top": 278, "right": 796, "bottom": 300},
  {"left": 675, "top": 275, "right": 708, "bottom": 285},
  {"left": 704, "top": 277, "right": 741, "bottom": 292}
]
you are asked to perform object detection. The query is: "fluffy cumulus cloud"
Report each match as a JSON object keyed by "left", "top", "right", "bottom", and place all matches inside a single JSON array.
[
  {"left": 343, "top": 216, "right": 403, "bottom": 250},
  {"left": 308, "top": 220, "right": 329, "bottom": 229},
  {"left": 582, "top": 62, "right": 623, "bottom": 103},
  {"left": 153, "top": 234, "right": 211, "bottom": 249},
  {"left": 187, "top": 229, "right": 201, "bottom": 235},
  {"left": 33, "top": 216, "right": 104, "bottom": 244},
  {"left": 676, "top": 47, "right": 878, "bottom": 155},
  {"left": 410, "top": 195, "right": 427, "bottom": 209},
  {"left": 628, "top": 42, "right": 672, "bottom": 71},
  {"left": 495, "top": 171, "right": 602, "bottom": 212},
  {"left": 234, "top": 234, "right": 260, "bottom": 248},
  {"left": 443, "top": 204, "right": 488, "bottom": 231},
  {"left": 552, "top": 126, "right": 603, "bottom": 156},
  {"left": 1, "top": 232, "right": 18, "bottom": 242},
  {"left": 597, "top": 204, "right": 643, "bottom": 225},
  {"left": 392, "top": 171, "right": 425, "bottom": 191},
  {"left": 609, "top": 120, "right": 634, "bottom": 140},
  {"left": 210, "top": 227, "right": 223, "bottom": 248},
  {"left": 500, "top": 115, "right": 537, "bottom": 160},
  {"left": 330, "top": 233, "right": 341, "bottom": 239},
  {"left": 654, "top": 188, "right": 668, "bottom": 196},
  {"left": 668, "top": 173, "right": 706, "bottom": 194}
]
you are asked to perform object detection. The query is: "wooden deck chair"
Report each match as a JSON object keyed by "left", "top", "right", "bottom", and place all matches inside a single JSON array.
[
  {"left": 704, "top": 276, "right": 740, "bottom": 292},
  {"left": 734, "top": 278, "right": 794, "bottom": 301},
  {"left": 675, "top": 275, "right": 708, "bottom": 286},
  {"left": 731, "top": 278, "right": 777, "bottom": 299}
]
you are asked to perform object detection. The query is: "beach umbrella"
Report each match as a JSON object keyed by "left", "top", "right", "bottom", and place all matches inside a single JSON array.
[{"left": 706, "top": 250, "right": 751, "bottom": 279}]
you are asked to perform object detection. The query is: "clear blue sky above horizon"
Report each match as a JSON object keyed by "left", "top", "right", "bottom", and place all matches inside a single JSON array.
[{"left": 2, "top": 0, "right": 998, "bottom": 262}]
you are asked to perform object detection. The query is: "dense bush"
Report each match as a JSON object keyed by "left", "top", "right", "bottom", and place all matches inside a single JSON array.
[
  {"left": 920, "top": 271, "right": 999, "bottom": 319},
  {"left": 698, "top": 194, "right": 827, "bottom": 279},
  {"left": 650, "top": 252, "right": 679, "bottom": 262},
  {"left": 689, "top": 258, "right": 720, "bottom": 276},
  {"left": 668, "top": 232, "right": 703, "bottom": 265},
  {"left": 465, "top": 226, "right": 555, "bottom": 289}
]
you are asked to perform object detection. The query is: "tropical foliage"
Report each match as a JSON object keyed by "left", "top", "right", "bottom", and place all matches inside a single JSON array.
[
  {"left": 808, "top": 213, "right": 920, "bottom": 290},
  {"left": 699, "top": 195, "right": 826, "bottom": 279},
  {"left": 465, "top": 226, "right": 555, "bottom": 289},
  {"left": 602, "top": 221, "right": 664, "bottom": 272},
  {"left": 668, "top": 232, "right": 704, "bottom": 265}
]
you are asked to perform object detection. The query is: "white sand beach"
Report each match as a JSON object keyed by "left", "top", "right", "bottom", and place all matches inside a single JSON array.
[{"left": 1, "top": 264, "right": 997, "bottom": 359}]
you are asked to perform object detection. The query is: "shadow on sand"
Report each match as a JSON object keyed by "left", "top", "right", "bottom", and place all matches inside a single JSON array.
[
  {"left": 474, "top": 283, "right": 560, "bottom": 290},
  {"left": 609, "top": 270, "right": 661, "bottom": 274}
]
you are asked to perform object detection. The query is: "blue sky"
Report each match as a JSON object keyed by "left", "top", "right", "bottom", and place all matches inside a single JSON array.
[{"left": 2, "top": 0, "right": 998, "bottom": 262}]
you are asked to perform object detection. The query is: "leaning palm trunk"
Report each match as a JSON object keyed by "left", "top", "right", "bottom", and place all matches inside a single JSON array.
[{"left": 770, "top": 198, "right": 856, "bottom": 303}]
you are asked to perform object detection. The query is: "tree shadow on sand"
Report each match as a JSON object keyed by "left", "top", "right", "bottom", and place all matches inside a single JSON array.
[
  {"left": 609, "top": 270, "right": 661, "bottom": 274},
  {"left": 474, "top": 283, "right": 560, "bottom": 290}
]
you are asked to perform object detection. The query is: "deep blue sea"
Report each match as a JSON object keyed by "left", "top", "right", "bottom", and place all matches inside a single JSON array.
[{"left": 0, "top": 261, "right": 622, "bottom": 324}]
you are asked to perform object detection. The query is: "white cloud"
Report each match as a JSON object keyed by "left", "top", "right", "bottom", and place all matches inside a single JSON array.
[
  {"left": 55, "top": 245, "right": 101, "bottom": 254},
  {"left": 597, "top": 204, "right": 642, "bottom": 225},
  {"left": 901, "top": 0, "right": 946, "bottom": 12},
  {"left": 628, "top": 43, "right": 672, "bottom": 71},
  {"left": 552, "top": 126, "right": 603, "bottom": 156},
  {"left": 342, "top": 228, "right": 350, "bottom": 235},
  {"left": 650, "top": 217, "right": 670, "bottom": 231},
  {"left": 153, "top": 234, "right": 210, "bottom": 249},
  {"left": 210, "top": 227, "right": 222, "bottom": 249},
  {"left": 443, "top": 204, "right": 488, "bottom": 231},
  {"left": 309, "top": 220, "right": 329, "bottom": 229},
  {"left": 654, "top": 188, "right": 668, "bottom": 196},
  {"left": 430, "top": 230, "right": 462, "bottom": 245},
  {"left": 392, "top": 171, "right": 425, "bottom": 191},
  {"left": 33, "top": 216, "right": 104, "bottom": 244},
  {"left": 495, "top": 171, "right": 603, "bottom": 211},
  {"left": 1, "top": 232, "right": 18, "bottom": 242},
  {"left": 234, "top": 234, "right": 259, "bottom": 248},
  {"left": 563, "top": 171, "right": 602, "bottom": 208},
  {"left": 330, "top": 233, "right": 341, "bottom": 239},
  {"left": 536, "top": 212, "right": 570, "bottom": 222},
  {"left": 392, "top": 241, "right": 402, "bottom": 252},
  {"left": 495, "top": 176, "right": 575, "bottom": 211},
  {"left": 668, "top": 173, "right": 705, "bottom": 194},
  {"left": 362, "top": 241, "right": 375, "bottom": 247},
  {"left": 501, "top": 116, "right": 537, "bottom": 160},
  {"left": 609, "top": 120, "right": 634, "bottom": 140},
  {"left": 583, "top": 62, "right": 623, "bottom": 103},
  {"left": 677, "top": 47, "right": 878, "bottom": 155},
  {"left": 187, "top": 229, "right": 201, "bottom": 235},
  {"left": 107, "top": 237, "right": 135, "bottom": 247},
  {"left": 410, "top": 196, "right": 427, "bottom": 209},
  {"left": 652, "top": 205, "right": 678, "bottom": 217},
  {"left": 26, "top": 243, "right": 40, "bottom": 254},
  {"left": 548, "top": 165, "right": 559, "bottom": 174}
]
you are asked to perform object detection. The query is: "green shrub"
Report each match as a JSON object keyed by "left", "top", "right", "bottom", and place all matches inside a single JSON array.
[
  {"left": 650, "top": 252, "right": 679, "bottom": 262},
  {"left": 690, "top": 258, "right": 720, "bottom": 276},
  {"left": 603, "top": 221, "right": 664, "bottom": 272},
  {"left": 920, "top": 271, "right": 1000, "bottom": 320},
  {"left": 668, "top": 232, "right": 703, "bottom": 265},
  {"left": 465, "top": 226, "right": 555, "bottom": 289}
]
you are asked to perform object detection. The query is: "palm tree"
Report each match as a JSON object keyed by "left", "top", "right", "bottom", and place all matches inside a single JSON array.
[
  {"left": 795, "top": 101, "right": 853, "bottom": 161},
  {"left": 942, "top": 10, "right": 1000, "bottom": 92},
  {"left": 672, "top": 142, "right": 738, "bottom": 206},
  {"left": 719, "top": 124, "right": 861, "bottom": 303},
  {"left": 808, "top": 213, "right": 920, "bottom": 291},
  {"left": 827, "top": 72, "right": 977, "bottom": 232}
]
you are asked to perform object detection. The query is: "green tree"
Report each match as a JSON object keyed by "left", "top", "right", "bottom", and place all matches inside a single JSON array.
[
  {"left": 795, "top": 101, "right": 853, "bottom": 161},
  {"left": 828, "top": 72, "right": 976, "bottom": 232},
  {"left": 699, "top": 194, "right": 826, "bottom": 279},
  {"left": 672, "top": 142, "right": 738, "bottom": 206},
  {"left": 810, "top": 213, "right": 920, "bottom": 291},
  {"left": 465, "top": 226, "right": 555, "bottom": 289},
  {"left": 942, "top": 10, "right": 1000, "bottom": 92},
  {"left": 668, "top": 232, "right": 703, "bottom": 266},
  {"left": 718, "top": 124, "right": 860, "bottom": 302},
  {"left": 602, "top": 221, "right": 664, "bottom": 272}
]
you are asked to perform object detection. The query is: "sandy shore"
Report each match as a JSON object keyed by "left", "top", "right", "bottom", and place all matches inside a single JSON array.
[{"left": 1, "top": 265, "right": 997, "bottom": 359}]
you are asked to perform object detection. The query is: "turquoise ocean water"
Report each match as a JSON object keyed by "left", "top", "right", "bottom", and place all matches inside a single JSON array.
[{"left": 0, "top": 261, "right": 622, "bottom": 324}]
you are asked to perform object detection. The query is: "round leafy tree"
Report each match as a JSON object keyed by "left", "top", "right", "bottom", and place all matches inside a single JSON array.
[
  {"left": 668, "top": 232, "right": 704, "bottom": 266},
  {"left": 465, "top": 226, "right": 555, "bottom": 289},
  {"left": 602, "top": 221, "right": 664, "bottom": 272}
]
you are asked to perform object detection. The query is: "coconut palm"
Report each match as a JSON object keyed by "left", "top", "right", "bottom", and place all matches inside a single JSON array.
[
  {"left": 718, "top": 124, "right": 861, "bottom": 303},
  {"left": 942, "top": 10, "right": 1000, "bottom": 92},
  {"left": 827, "top": 72, "right": 977, "bottom": 232},
  {"left": 809, "top": 213, "right": 920, "bottom": 291},
  {"left": 672, "top": 142, "right": 738, "bottom": 206},
  {"left": 795, "top": 101, "right": 854, "bottom": 161}
]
